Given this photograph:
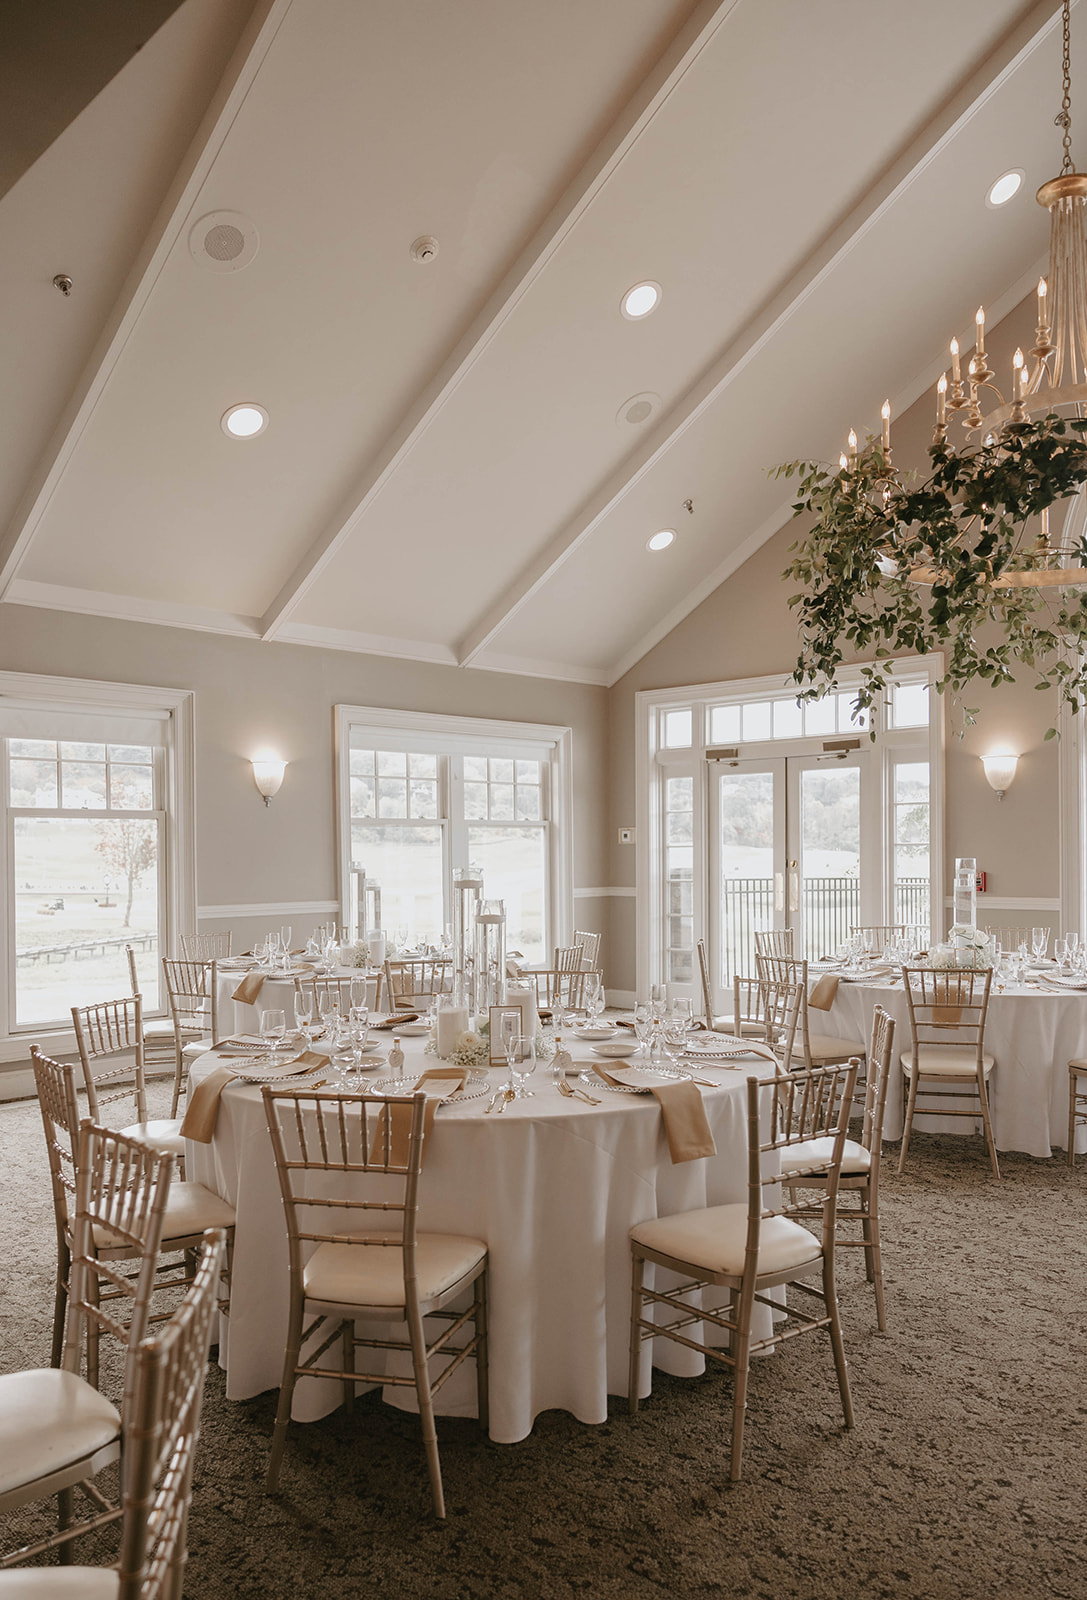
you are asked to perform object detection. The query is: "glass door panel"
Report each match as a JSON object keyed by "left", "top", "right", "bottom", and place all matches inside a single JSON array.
[
  {"left": 793, "top": 759, "right": 861, "bottom": 960},
  {"left": 714, "top": 760, "right": 785, "bottom": 990}
]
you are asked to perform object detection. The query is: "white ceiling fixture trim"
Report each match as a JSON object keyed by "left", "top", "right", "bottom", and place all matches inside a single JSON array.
[
  {"left": 274, "top": 621, "right": 459, "bottom": 667},
  {"left": 454, "top": 0, "right": 1066, "bottom": 674},
  {"left": 4, "top": 579, "right": 262, "bottom": 639},
  {"left": 256, "top": 0, "right": 746, "bottom": 642},
  {"left": 0, "top": 0, "right": 296, "bottom": 599}
]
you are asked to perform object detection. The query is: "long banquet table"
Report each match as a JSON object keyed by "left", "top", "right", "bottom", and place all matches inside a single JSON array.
[
  {"left": 823, "top": 974, "right": 1086, "bottom": 1158},
  {"left": 186, "top": 1034, "right": 769, "bottom": 1444}
]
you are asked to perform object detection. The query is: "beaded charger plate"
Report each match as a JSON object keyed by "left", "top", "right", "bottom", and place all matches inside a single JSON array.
[
  {"left": 581, "top": 1063, "right": 692, "bottom": 1093},
  {"left": 366, "top": 1071, "right": 491, "bottom": 1103}
]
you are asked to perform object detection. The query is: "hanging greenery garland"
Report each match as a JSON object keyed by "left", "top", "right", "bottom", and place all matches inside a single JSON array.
[{"left": 777, "top": 413, "right": 1087, "bottom": 736}]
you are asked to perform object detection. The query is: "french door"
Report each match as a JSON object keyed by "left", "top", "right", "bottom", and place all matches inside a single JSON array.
[{"left": 708, "top": 749, "right": 879, "bottom": 1007}]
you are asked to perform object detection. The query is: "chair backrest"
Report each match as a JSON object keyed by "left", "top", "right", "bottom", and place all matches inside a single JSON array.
[
  {"left": 180, "top": 930, "right": 233, "bottom": 961},
  {"left": 572, "top": 930, "right": 601, "bottom": 969},
  {"left": 696, "top": 939, "right": 714, "bottom": 1022},
  {"left": 553, "top": 945, "right": 584, "bottom": 975},
  {"left": 295, "top": 972, "right": 381, "bottom": 1013},
  {"left": 754, "top": 929, "right": 794, "bottom": 960},
  {"left": 32, "top": 1045, "right": 83, "bottom": 1259},
  {"left": 117, "top": 1230, "right": 225, "bottom": 1600},
  {"left": 161, "top": 958, "right": 219, "bottom": 1041},
  {"left": 71, "top": 995, "right": 148, "bottom": 1123},
  {"left": 748, "top": 1061, "right": 859, "bottom": 1261},
  {"left": 60, "top": 1115, "right": 174, "bottom": 1407},
  {"left": 901, "top": 965, "right": 991, "bottom": 1068},
  {"left": 755, "top": 953, "right": 812, "bottom": 1065},
  {"left": 732, "top": 974, "right": 764, "bottom": 1033},
  {"left": 757, "top": 977, "right": 803, "bottom": 1072},
  {"left": 982, "top": 925, "right": 1034, "bottom": 953},
  {"left": 861, "top": 1005, "right": 896, "bottom": 1159},
  {"left": 263, "top": 1088, "right": 427, "bottom": 1308},
  {"left": 527, "top": 967, "right": 587, "bottom": 1011},
  {"left": 384, "top": 957, "right": 451, "bottom": 1008}
]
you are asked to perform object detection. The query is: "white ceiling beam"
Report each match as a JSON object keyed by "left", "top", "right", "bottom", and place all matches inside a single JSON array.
[
  {"left": 256, "top": 0, "right": 747, "bottom": 640},
  {"left": 454, "top": 0, "right": 1064, "bottom": 669},
  {"left": 0, "top": 0, "right": 294, "bottom": 597}
]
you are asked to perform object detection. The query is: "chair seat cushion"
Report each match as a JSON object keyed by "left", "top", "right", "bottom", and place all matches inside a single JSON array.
[
  {"left": 94, "top": 1181, "right": 234, "bottom": 1251},
  {"left": 0, "top": 1370, "right": 119, "bottom": 1497},
  {"left": 711, "top": 1018, "right": 765, "bottom": 1037},
  {"left": 631, "top": 1202, "right": 823, "bottom": 1277},
  {"left": 141, "top": 1020, "right": 176, "bottom": 1040},
  {"left": 303, "top": 1232, "right": 487, "bottom": 1308},
  {"left": 782, "top": 1137, "right": 871, "bottom": 1177},
  {"left": 182, "top": 1040, "right": 214, "bottom": 1062},
  {"left": 808, "top": 1034, "right": 865, "bottom": 1063},
  {"left": 902, "top": 1047, "right": 994, "bottom": 1077},
  {"left": 120, "top": 1119, "right": 185, "bottom": 1159},
  {"left": 0, "top": 1571, "right": 120, "bottom": 1597}
]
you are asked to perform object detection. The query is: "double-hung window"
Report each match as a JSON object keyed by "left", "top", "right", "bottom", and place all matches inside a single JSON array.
[
  {"left": 336, "top": 706, "right": 572, "bottom": 964},
  {"left": 0, "top": 674, "right": 195, "bottom": 1049}
]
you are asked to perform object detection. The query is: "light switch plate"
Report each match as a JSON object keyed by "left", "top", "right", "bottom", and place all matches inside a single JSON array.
[{"left": 618, "top": 827, "right": 635, "bottom": 844}]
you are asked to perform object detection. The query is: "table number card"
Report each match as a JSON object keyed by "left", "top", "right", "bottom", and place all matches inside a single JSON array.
[{"left": 490, "top": 1005, "right": 528, "bottom": 1065}]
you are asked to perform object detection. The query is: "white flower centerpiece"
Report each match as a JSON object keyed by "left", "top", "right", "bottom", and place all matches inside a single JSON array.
[
  {"left": 424, "top": 1015, "right": 555, "bottom": 1066},
  {"left": 942, "top": 926, "right": 995, "bottom": 970}
]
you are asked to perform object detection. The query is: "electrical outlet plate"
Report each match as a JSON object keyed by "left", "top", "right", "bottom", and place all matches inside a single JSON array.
[{"left": 619, "top": 827, "right": 635, "bottom": 844}]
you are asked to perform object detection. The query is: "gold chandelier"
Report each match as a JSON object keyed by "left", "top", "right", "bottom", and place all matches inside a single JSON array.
[{"left": 848, "top": 0, "right": 1087, "bottom": 591}]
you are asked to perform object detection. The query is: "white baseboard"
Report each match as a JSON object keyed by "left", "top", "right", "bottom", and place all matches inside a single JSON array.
[
  {"left": 198, "top": 901, "right": 340, "bottom": 920},
  {"left": 0, "top": 1065, "right": 36, "bottom": 1102},
  {"left": 606, "top": 989, "right": 636, "bottom": 1009}
]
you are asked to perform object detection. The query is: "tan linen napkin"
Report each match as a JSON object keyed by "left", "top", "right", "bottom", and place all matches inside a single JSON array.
[
  {"left": 932, "top": 1006, "right": 963, "bottom": 1025},
  {"left": 589, "top": 1064, "right": 716, "bottom": 1162},
  {"left": 370, "top": 1012, "right": 420, "bottom": 1030},
  {"left": 232, "top": 972, "right": 265, "bottom": 1004},
  {"left": 368, "top": 1097, "right": 440, "bottom": 1166},
  {"left": 181, "top": 1066, "right": 236, "bottom": 1142},
  {"left": 809, "top": 973, "right": 840, "bottom": 1010}
]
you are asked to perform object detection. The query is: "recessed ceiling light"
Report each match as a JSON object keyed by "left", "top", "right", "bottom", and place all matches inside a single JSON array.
[
  {"left": 986, "top": 169, "right": 1024, "bottom": 208},
  {"left": 221, "top": 403, "right": 268, "bottom": 439},
  {"left": 646, "top": 529, "right": 675, "bottom": 552},
  {"left": 621, "top": 281, "right": 662, "bottom": 320}
]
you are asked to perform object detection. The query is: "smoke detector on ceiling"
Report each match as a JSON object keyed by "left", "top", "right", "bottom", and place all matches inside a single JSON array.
[
  {"left": 410, "top": 236, "right": 439, "bottom": 263},
  {"left": 188, "top": 210, "right": 260, "bottom": 273}
]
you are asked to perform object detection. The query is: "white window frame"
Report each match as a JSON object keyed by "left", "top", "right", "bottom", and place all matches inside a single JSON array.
[
  {"left": 334, "top": 705, "right": 573, "bottom": 954},
  {"left": 0, "top": 671, "right": 195, "bottom": 1061},
  {"left": 635, "top": 656, "right": 944, "bottom": 999}
]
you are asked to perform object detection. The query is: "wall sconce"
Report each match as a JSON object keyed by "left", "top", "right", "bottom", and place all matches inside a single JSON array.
[
  {"left": 251, "top": 755, "right": 287, "bottom": 806},
  {"left": 981, "top": 753, "right": 1018, "bottom": 801}
]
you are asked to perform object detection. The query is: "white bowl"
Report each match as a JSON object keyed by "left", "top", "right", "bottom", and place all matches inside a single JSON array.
[{"left": 591, "top": 1039, "right": 637, "bottom": 1059}]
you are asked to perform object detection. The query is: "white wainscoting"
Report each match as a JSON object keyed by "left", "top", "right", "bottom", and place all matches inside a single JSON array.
[{"left": 197, "top": 901, "right": 340, "bottom": 920}]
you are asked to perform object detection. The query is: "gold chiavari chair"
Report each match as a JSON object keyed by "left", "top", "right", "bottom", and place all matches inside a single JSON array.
[
  {"left": 899, "top": 965, "right": 999, "bottom": 1178},
  {"left": 753, "top": 928, "right": 795, "bottom": 960},
  {"left": 0, "top": 1229, "right": 226, "bottom": 1593},
  {"left": 982, "top": 925, "right": 1036, "bottom": 954},
  {"left": 0, "top": 1119, "right": 173, "bottom": 1567},
  {"left": 31, "top": 1049, "right": 236, "bottom": 1378},
  {"left": 628, "top": 1060, "right": 859, "bottom": 1482},
  {"left": 526, "top": 966, "right": 589, "bottom": 1014},
  {"left": 262, "top": 1088, "right": 489, "bottom": 1519},
  {"left": 755, "top": 953, "right": 865, "bottom": 1072},
  {"left": 127, "top": 943, "right": 176, "bottom": 1079},
  {"left": 383, "top": 957, "right": 452, "bottom": 1010},
  {"left": 161, "top": 958, "right": 220, "bottom": 1117},
  {"left": 294, "top": 969, "right": 383, "bottom": 1018},
  {"left": 757, "top": 976, "right": 803, "bottom": 1073},
  {"left": 572, "top": 930, "right": 601, "bottom": 969},
  {"left": 180, "top": 929, "right": 233, "bottom": 961},
  {"left": 72, "top": 996, "right": 186, "bottom": 1165},
  {"left": 1068, "top": 1060, "right": 1087, "bottom": 1167},
  {"left": 781, "top": 1004, "right": 896, "bottom": 1330}
]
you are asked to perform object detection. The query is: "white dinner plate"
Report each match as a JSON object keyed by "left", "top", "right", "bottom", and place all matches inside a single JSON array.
[
  {"left": 591, "top": 1039, "right": 637, "bottom": 1059},
  {"left": 574, "top": 1026, "right": 615, "bottom": 1041},
  {"left": 392, "top": 1022, "right": 430, "bottom": 1036}
]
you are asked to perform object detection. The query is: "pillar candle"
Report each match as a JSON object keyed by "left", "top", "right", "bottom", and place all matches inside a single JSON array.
[
  {"left": 504, "top": 981, "right": 537, "bottom": 1045},
  {"left": 436, "top": 1001, "right": 469, "bottom": 1058}
]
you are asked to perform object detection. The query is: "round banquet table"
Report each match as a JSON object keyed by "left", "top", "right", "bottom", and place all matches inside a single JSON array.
[
  {"left": 822, "top": 975, "right": 1087, "bottom": 1158},
  {"left": 215, "top": 964, "right": 380, "bottom": 1036},
  {"left": 186, "top": 1036, "right": 768, "bottom": 1445}
]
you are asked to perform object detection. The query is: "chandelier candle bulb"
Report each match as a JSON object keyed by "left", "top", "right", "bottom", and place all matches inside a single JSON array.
[
  {"left": 848, "top": 428, "right": 858, "bottom": 468},
  {"left": 881, "top": 400, "right": 891, "bottom": 452},
  {"left": 839, "top": 452, "right": 849, "bottom": 472},
  {"left": 950, "top": 336, "right": 962, "bottom": 382},
  {"left": 975, "top": 306, "right": 986, "bottom": 359},
  {"left": 936, "top": 373, "right": 947, "bottom": 423},
  {"left": 1037, "top": 276, "right": 1049, "bottom": 335}
]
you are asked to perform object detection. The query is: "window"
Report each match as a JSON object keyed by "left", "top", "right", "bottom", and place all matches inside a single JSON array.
[
  {"left": 337, "top": 707, "right": 571, "bottom": 966},
  {"left": 0, "top": 674, "right": 195, "bottom": 1046}
]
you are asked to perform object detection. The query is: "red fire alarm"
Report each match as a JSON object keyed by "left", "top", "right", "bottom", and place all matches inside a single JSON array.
[{"left": 976, "top": 870, "right": 987, "bottom": 893}]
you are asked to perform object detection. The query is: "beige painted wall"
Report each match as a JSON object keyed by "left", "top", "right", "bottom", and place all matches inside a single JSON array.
[
  {"left": 0, "top": 602, "right": 610, "bottom": 1070},
  {"left": 604, "top": 288, "right": 1064, "bottom": 991}
]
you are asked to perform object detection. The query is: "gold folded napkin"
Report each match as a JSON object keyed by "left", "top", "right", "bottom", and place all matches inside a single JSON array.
[
  {"left": 809, "top": 973, "right": 840, "bottom": 1011},
  {"left": 590, "top": 1064, "right": 716, "bottom": 1162},
  {"left": 412, "top": 1067, "right": 469, "bottom": 1094},
  {"left": 232, "top": 972, "right": 265, "bottom": 1004},
  {"left": 368, "top": 1096, "right": 439, "bottom": 1166},
  {"left": 180, "top": 1066, "right": 236, "bottom": 1142}
]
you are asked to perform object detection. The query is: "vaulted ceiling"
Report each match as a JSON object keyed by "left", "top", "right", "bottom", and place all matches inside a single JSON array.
[{"left": 0, "top": 0, "right": 1077, "bottom": 684}]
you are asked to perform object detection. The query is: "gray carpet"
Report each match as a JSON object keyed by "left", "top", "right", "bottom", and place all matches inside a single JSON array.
[{"left": 3, "top": 1085, "right": 1086, "bottom": 1600}]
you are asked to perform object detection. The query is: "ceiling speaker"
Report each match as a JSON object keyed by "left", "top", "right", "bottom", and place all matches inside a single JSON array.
[
  {"left": 188, "top": 210, "right": 259, "bottom": 273},
  {"left": 615, "top": 391, "right": 661, "bottom": 429}
]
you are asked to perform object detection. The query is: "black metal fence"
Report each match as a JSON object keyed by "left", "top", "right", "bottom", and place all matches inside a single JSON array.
[{"left": 718, "top": 874, "right": 931, "bottom": 984}]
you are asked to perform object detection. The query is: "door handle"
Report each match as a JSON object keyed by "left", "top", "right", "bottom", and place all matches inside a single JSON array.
[
  {"left": 788, "top": 867, "right": 800, "bottom": 912},
  {"left": 774, "top": 872, "right": 784, "bottom": 912}
]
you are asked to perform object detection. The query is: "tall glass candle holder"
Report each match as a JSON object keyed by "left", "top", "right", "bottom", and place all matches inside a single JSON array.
[
  {"left": 473, "top": 900, "right": 506, "bottom": 1017},
  {"left": 362, "top": 882, "right": 382, "bottom": 939},
  {"left": 952, "top": 857, "right": 977, "bottom": 934},
  {"left": 452, "top": 867, "right": 483, "bottom": 1004},
  {"left": 350, "top": 866, "right": 367, "bottom": 943}
]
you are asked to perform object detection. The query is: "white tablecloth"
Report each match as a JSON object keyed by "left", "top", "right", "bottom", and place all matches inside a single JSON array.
[
  {"left": 824, "top": 978, "right": 1086, "bottom": 1158},
  {"left": 186, "top": 1038, "right": 763, "bottom": 1444},
  {"left": 216, "top": 966, "right": 379, "bottom": 1036}
]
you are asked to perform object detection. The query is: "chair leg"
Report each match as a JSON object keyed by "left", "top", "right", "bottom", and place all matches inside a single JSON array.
[
  {"left": 823, "top": 1255, "right": 854, "bottom": 1430},
  {"left": 341, "top": 1320, "right": 355, "bottom": 1414},
  {"left": 976, "top": 1072, "right": 1001, "bottom": 1180},
  {"left": 474, "top": 1269, "right": 490, "bottom": 1436},
  {"left": 407, "top": 1303, "right": 445, "bottom": 1519},
  {"left": 266, "top": 1298, "right": 307, "bottom": 1492},
  {"left": 1068, "top": 1072, "right": 1078, "bottom": 1169},
  {"left": 50, "top": 1239, "right": 70, "bottom": 1369},
  {"left": 898, "top": 1068, "right": 919, "bottom": 1174},
  {"left": 728, "top": 1315, "right": 753, "bottom": 1484},
  {"left": 57, "top": 1489, "right": 73, "bottom": 1564},
  {"left": 628, "top": 1251, "right": 646, "bottom": 1415},
  {"left": 170, "top": 1036, "right": 183, "bottom": 1119},
  {"left": 862, "top": 1188, "right": 887, "bottom": 1334}
]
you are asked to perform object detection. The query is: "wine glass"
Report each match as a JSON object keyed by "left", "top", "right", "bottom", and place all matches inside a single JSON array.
[
  {"left": 349, "top": 973, "right": 369, "bottom": 1012},
  {"left": 662, "top": 1018, "right": 688, "bottom": 1073},
  {"left": 633, "top": 1002, "right": 652, "bottom": 1058},
  {"left": 1032, "top": 927, "right": 1049, "bottom": 964},
  {"left": 588, "top": 979, "right": 607, "bottom": 1028},
  {"left": 348, "top": 1008, "right": 370, "bottom": 1081},
  {"left": 1055, "top": 937, "right": 1069, "bottom": 974},
  {"left": 501, "top": 1015, "right": 531, "bottom": 1099},
  {"left": 260, "top": 1008, "right": 286, "bottom": 1063},
  {"left": 317, "top": 989, "right": 340, "bottom": 1034},
  {"left": 293, "top": 991, "right": 314, "bottom": 1045},
  {"left": 649, "top": 983, "right": 667, "bottom": 1021}
]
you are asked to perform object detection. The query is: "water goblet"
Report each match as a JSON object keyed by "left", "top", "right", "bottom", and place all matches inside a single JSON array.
[
  {"left": 1055, "top": 937, "right": 1069, "bottom": 975},
  {"left": 293, "top": 991, "right": 314, "bottom": 1046},
  {"left": 501, "top": 1015, "right": 531, "bottom": 1099},
  {"left": 1032, "top": 926, "right": 1049, "bottom": 964},
  {"left": 633, "top": 1002, "right": 652, "bottom": 1058},
  {"left": 348, "top": 1009, "right": 370, "bottom": 1080},
  {"left": 662, "top": 1019, "right": 688, "bottom": 1073},
  {"left": 260, "top": 1008, "right": 286, "bottom": 1064},
  {"left": 349, "top": 973, "right": 369, "bottom": 1012},
  {"left": 317, "top": 990, "right": 340, "bottom": 1035}
]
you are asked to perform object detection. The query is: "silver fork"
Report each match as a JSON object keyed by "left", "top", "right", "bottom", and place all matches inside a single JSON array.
[{"left": 556, "top": 1075, "right": 601, "bottom": 1106}]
